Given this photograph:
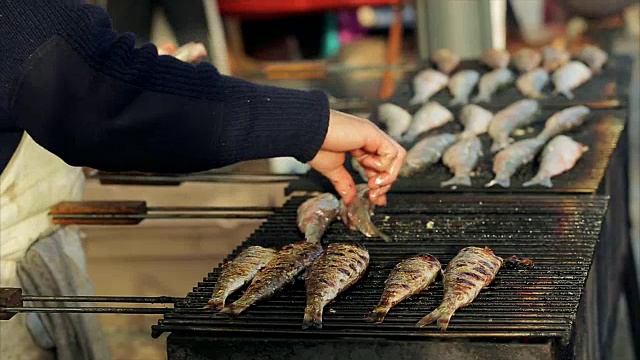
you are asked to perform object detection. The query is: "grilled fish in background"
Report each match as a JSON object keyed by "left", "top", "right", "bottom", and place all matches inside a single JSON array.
[
  {"left": 553, "top": 61, "right": 592, "bottom": 99},
  {"left": 488, "top": 99, "right": 540, "bottom": 153},
  {"left": 431, "top": 48, "right": 460, "bottom": 74},
  {"left": 399, "top": 133, "right": 459, "bottom": 177},
  {"left": 537, "top": 105, "right": 591, "bottom": 141},
  {"left": 448, "top": 70, "right": 480, "bottom": 106},
  {"left": 297, "top": 193, "right": 341, "bottom": 243},
  {"left": 366, "top": 254, "right": 441, "bottom": 323},
  {"left": 416, "top": 246, "right": 504, "bottom": 330},
  {"left": 441, "top": 136, "right": 483, "bottom": 187},
  {"left": 512, "top": 48, "right": 542, "bottom": 73},
  {"left": 480, "top": 48, "right": 510, "bottom": 69},
  {"left": 339, "top": 184, "right": 391, "bottom": 242},
  {"left": 459, "top": 104, "right": 493, "bottom": 139},
  {"left": 409, "top": 69, "right": 449, "bottom": 105},
  {"left": 542, "top": 45, "right": 570, "bottom": 72},
  {"left": 485, "top": 137, "right": 546, "bottom": 188},
  {"left": 402, "top": 102, "right": 454, "bottom": 143},
  {"left": 472, "top": 68, "right": 514, "bottom": 103},
  {"left": 516, "top": 68, "right": 550, "bottom": 99},
  {"left": 302, "top": 243, "right": 370, "bottom": 329},
  {"left": 219, "top": 241, "right": 324, "bottom": 317},
  {"left": 206, "top": 246, "right": 277, "bottom": 310},
  {"left": 377, "top": 103, "right": 413, "bottom": 141},
  {"left": 577, "top": 44, "right": 608, "bottom": 73},
  {"left": 523, "top": 135, "right": 589, "bottom": 188}
]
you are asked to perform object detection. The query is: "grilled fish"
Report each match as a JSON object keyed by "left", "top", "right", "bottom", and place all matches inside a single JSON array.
[
  {"left": 416, "top": 246, "right": 503, "bottom": 330},
  {"left": 441, "top": 136, "right": 483, "bottom": 187},
  {"left": 297, "top": 193, "right": 340, "bottom": 243},
  {"left": 409, "top": 69, "right": 449, "bottom": 105},
  {"left": 577, "top": 44, "right": 608, "bottom": 74},
  {"left": 366, "top": 254, "right": 441, "bottom": 323},
  {"left": 485, "top": 137, "right": 546, "bottom": 188},
  {"left": 378, "top": 103, "right": 413, "bottom": 141},
  {"left": 206, "top": 246, "right": 278, "bottom": 310},
  {"left": 523, "top": 135, "right": 589, "bottom": 188},
  {"left": 537, "top": 105, "right": 590, "bottom": 141},
  {"left": 488, "top": 99, "right": 540, "bottom": 153},
  {"left": 512, "top": 48, "right": 542, "bottom": 73},
  {"left": 303, "top": 243, "right": 370, "bottom": 329},
  {"left": 542, "top": 45, "right": 570, "bottom": 72},
  {"left": 480, "top": 48, "right": 510, "bottom": 69},
  {"left": 472, "top": 68, "right": 514, "bottom": 103},
  {"left": 516, "top": 68, "right": 549, "bottom": 99},
  {"left": 448, "top": 70, "right": 480, "bottom": 106},
  {"left": 399, "top": 133, "right": 459, "bottom": 177},
  {"left": 403, "top": 102, "right": 454, "bottom": 143},
  {"left": 339, "top": 184, "right": 391, "bottom": 242},
  {"left": 431, "top": 48, "right": 460, "bottom": 74},
  {"left": 553, "top": 61, "right": 592, "bottom": 99},
  {"left": 219, "top": 241, "right": 324, "bottom": 317},
  {"left": 459, "top": 104, "right": 493, "bottom": 139}
]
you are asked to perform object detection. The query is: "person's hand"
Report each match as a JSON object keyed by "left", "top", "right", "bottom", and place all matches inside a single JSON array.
[{"left": 308, "top": 109, "right": 406, "bottom": 206}]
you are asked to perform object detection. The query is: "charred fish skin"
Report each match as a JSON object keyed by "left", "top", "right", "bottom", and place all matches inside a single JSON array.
[
  {"left": 219, "top": 242, "right": 324, "bottom": 317},
  {"left": 512, "top": 48, "right": 542, "bottom": 73},
  {"left": 378, "top": 103, "right": 413, "bottom": 141},
  {"left": 303, "top": 243, "right": 370, "bottom": 329},
  {"left": 516, "top": 68, "right": 550, "bottom": 99},
  {"left": 206, "top": 246, "right": 278, "bottom": 310},
  {"left": 472, "top": 68, "right": 514, "bottom": 103},
  {"left": 488, "top": 99, "right": 540, "bottom": 153},
  {"left": 431, "top": 48, "right": 460, "bottom": 74},
  {"left": 339, "top": 184, "right": 391, "bottom": 242},
  {"left": 366, "top": 254, "right": 441, "bottom": 323},
  {"left": 537, "top": 105, "right": 591, "bottom": 142},
  {"left": 553, "top": 61, "right": 592, "bottom": 99},
  {"left": 485, "top": 137, "right": 546, "bottom": 188},
  {"left": 416, "top": 246, "right": 503, "bottom": 330},
  {"left": 523, "top": 135, "right": 589, "bottom": 188},
  {"left": 409, "top": 69, "right": 449, "bottom": 105},
  {"left": 297, "top": 193, "right": 341, "bottom": 244},
  {"left": 399, "top": 133, "right": 459, "bottom": 177},
  {"left": 441, "top": 136, "right": 483, "bottom": 187},
  {"left": 448, "top": 70, "right": 480, "bottom": 106},
  {"left": 577, "top": 44, "right": 608, "bottom": 73},
  {"left": 402, "top": 102, "right": 454, "bottom": 143},
  {"left": 480, "top": 48, "right": 510, "bottom": 69},
  {"left": 459, "top": 104, "right": 493, "bottom": 139}
]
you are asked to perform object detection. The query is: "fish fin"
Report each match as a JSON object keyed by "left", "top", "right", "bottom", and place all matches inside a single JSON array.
[
  {"left": 485, "top": 177, "right": 510, "bottom": 188},
  {"left": 302, "top": 304, "right": 324, "bottom": 329},
  {"left": 365, "top": 306, "right": 391, "bottom": 323},
  {"left": 415, "top": 304, "right": 455, "bottom": 330},
  {"left": 561, "top": 90, "right": 574, "bottom": 99},
  {"left": 441, "top": 175, "right": 472, "bottom": 187},
  {"left": 218, "top": 302, "right": 249, "bottom": 318},
  {"left": 471, "top": 93, "right": 489, "bottom": 103},
  {"left": 522, "top": 176, "right": 553, "bottom": 188}
]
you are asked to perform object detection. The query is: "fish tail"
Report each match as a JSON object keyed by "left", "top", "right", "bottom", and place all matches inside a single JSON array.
[
  {"left": 218, "top": 300, "right": 250, "bottom": 318},
  {"left": 365, "top": 306, "right": 391, "bottom": 323},
  {"left": 441, "top": 175, "right": 472, "bottom": 187},
  {"left": 377, "top": 231, "right": 392, "bottom": 243},
  {"left": 415, "top": 303, "right": 456, "bottom": 330},
  {"left": 485, "top": 176, "right": 510, "bottom": 188},
  {"left": 560, "top": 90, "right": 574, "bottom": 99},
  {"left": 302, "top": 303, "right": 324, "bottom": 329},
  {"left": 471, "top": 93, "right": 489, "bottom": 103},
  {"left": 522, "top": 175, "right": 553, "bottom": 188}
]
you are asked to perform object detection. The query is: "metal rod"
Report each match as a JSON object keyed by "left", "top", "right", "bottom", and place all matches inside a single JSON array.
[
  {"left": 21, "top": 295, "right": 182, "bottom": 303},
  {"left": 91, "top": 173, "right": 299, "bottom": 184},
  {"left": 51, "top": 213, "right": 272, "bottom": 220},
  {"left": 146, "top": 206, "right": 277, "bottom": 212},
  {"left": 1, "top": 307, "right": 172, "bottom": 314}
]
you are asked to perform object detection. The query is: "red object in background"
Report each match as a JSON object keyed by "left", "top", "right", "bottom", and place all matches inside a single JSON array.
[{"left": 217, "top": 0, "right": 403, "bottom": 18}]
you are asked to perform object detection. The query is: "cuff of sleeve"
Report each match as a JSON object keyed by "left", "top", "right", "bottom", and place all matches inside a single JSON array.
[{"left": 219, "top": 76, "right": 330, "bottom": 164}]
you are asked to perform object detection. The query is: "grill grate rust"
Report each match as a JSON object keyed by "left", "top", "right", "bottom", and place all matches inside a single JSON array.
[{"left": 152, "top": 194, "right": 608, "bottom": 342}]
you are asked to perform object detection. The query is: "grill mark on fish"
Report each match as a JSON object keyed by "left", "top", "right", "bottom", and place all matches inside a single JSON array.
[
  {"left": 462, "top": 271, "right": 484, "bottom": 281},
  {"left": 475, "top": 266, "right": 490, "bottom": 276}
]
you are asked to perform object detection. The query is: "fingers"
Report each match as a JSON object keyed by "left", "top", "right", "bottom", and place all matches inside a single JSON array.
[
  {"left": 369, "top": 184, "right": 391, "bottom": 206},
  {"left": 323, "top": 165, "right": 356, "bottom": 205}
]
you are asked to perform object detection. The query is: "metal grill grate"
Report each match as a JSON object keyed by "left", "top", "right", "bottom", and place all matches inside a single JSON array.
[{"left": 152, "top": 194, "right": 608, "bottom": 343}]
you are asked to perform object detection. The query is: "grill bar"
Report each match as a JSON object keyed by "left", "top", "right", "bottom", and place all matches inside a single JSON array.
[{"left": 0, "top": 307, "right": 172, "bottom": 314}]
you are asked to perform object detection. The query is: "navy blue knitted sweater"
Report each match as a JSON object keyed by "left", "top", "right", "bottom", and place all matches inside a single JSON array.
[{"left": 0, "top": 0, "right": 329, "bottom": 173}]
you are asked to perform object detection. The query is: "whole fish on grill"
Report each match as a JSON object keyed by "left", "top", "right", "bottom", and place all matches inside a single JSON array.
[
  {"left": 302, "top": 243, "right": 370, "bottom": 329},
  {"left": 219, "top": 241, "right": 324, "bottom": 317},
  {"left": 205, "top": 246, "right": 277, "bottom": 310},
  {"left": 402, "top": 102, "right": 454, "bottom": 143},
  {"left": 416, "top": 246, "right": 504, "bottom": 330},
  {"left": 553, "top": 61, "right": 592, "bottom": 99},
  {"left": 485, "top": 137, "right": 546, "bottom": 188},
  {"left": 366, "top": 254, "right": 441, "bottom": 323},
  {"left": 577, "top": 44, "right": 608, "bottom": 74},
  {"left": 516, "top": 68, "right": 549, "bottom": 99},
  {"left": 409, "top": 69, "right": 449, "bottom": 105},
  {"left": 472, "top": 68, "right": 514, "bottom": 103},
  {"left": 512, "top": 48, "right": 542, "bottom": 73},
  {"left": 297, "top": 193, "right": 340, "bottom": 243},
  {"left": 448, "top": 70, "right": 480, "bottom": 106},
  {"left": 459, "top": 104, "right": 493, "bottom": 139},
  {"left": 480, "top": 48, "right": 510, "bottom": 69},
  {"left": 399, "top": 133, "right": 459, "bottom": 177},
  {"left": 542, "top": 45, "right": 570, "bottom": 72},
  {"left": 431, "top": 48, "right": 460, "bottom": 74},
  {"left": 488, "top": 99, "right": 540, "bottom": 153},
  {"left": 523, "top": 135, "right": 589, "bottom": 188},
  {"left": 441, "top": 136, "right": 483, "bottom": 187},
  {"left": 377, "top": 103, "right": 412, "bottom": 141},
  {"left": 537, "top": 105, "right": 591, "bottom": 141},
  {"left": 339, "top": 184, "right": 390, "bottom": 242}
]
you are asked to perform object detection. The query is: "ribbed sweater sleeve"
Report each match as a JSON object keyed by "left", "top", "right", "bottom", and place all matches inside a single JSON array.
[{"left": 0, "top": 0, "right": 329, "bottom": 173}]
